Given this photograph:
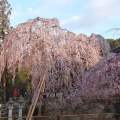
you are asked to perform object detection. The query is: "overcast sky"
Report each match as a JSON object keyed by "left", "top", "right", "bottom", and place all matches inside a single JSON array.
[{"left": 8, "top": 0, "right": 120, "bottom": 39}]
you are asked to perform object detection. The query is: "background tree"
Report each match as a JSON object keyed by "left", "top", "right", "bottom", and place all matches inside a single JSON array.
[
  {"left": 107, "top": 28, "right": 120, "bottom": 49},
  {"left": 0, "top": 0, "right": 12, "bottom": 41},
  {"left": 114, "top": 38, "right": 120, "bottom": 48},
  {"left": 0, "top": 0, "right": 12, "bottom": 103},
  {"left": 107, "top": 38, "right": 120, "bottom": 49},
  {"left": 107, "top": 39, "right": 115, "bottom": 48}
]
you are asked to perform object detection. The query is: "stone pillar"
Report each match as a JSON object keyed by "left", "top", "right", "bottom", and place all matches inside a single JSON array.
[
  {"left": 8, "top": 98, "right": 14, "bottom": 120},
  {"left": 17, "top": 97, "right": 24, "bottom": 120}
]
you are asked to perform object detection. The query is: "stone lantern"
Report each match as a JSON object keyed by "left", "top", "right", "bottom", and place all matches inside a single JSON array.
[
  {"left": 0, "top": 104, "right": 2, "bottom": 118},
  {"left": 8, "top": 98, "right": 14, "bottom": 120},
  {"left": 17, "top": 97, "right": 24, "bottom": 120}
]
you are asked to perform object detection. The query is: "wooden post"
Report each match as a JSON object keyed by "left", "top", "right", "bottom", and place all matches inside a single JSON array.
[
  {"left": 57, "top": 115, "right": 61, "bottom": 120},
  {"left": 26, "top": 68, "right": 47, "bottom": 120}
]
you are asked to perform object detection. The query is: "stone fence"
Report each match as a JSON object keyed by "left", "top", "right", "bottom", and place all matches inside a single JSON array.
[
  {"left": 0, "top": 96, "right": 118, "bottom": 120},
  {"left": 0, "top": 113, "right": 116, "bottom": 120}
]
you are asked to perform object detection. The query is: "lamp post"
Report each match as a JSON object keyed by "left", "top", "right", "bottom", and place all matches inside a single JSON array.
[{"left": 8, "top": 98, "right": 14, "bottom": 120}]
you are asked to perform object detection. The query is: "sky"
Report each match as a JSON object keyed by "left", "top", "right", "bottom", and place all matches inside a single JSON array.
[{"left": 8, "top": 0, "right": 120, "bottom": 39}]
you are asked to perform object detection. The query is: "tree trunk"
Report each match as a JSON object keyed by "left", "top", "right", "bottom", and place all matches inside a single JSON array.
[
  {"left": 3, "top": 75, "right": 6, "bottom": 103},
  {"left": 1, "top": 31, "right": 6, "bottom": 103}
]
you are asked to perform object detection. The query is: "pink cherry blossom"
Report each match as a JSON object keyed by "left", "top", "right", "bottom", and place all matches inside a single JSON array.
[
  {"left": 0, "top": 17, "right": 110, "bottom": 103},
  {"left": 69, "top": 53, "right": 120, "bottom": 103}
]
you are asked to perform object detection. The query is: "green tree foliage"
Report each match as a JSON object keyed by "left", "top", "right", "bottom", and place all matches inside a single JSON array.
[
  {"left": 2, "top": 67, "right": 32, "bottom": 100},
  {"left": 14, "top": 63, "right": 32, "bottom": 93},
  {"left": 114, "top": 39, "right": 120, "bottom": 48},
  {"left": 15, "top": 62, "right": 32, "bottom": 84},
  {"left": 16, "top": 69, "right": 30, "bottom": 84},
  {"left": 15, "top": 68, "right": 32, "bottom": 97},
  {"left": 107, "top": 38, "right": 120, "bottom": 49},
  {"left": 107, "top": 39, "right": 115, "bottom": 48},
  {"left": 0, "top": 0, "right": 12, "bottom": 40}
]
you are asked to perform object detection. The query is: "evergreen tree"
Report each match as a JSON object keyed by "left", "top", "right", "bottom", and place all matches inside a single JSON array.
[
  {"left": 0, "top": 0, "right": 12, "bottom": 41},
  {"left": 0, "top": 0, "right": 12, "bottom": 103}
]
